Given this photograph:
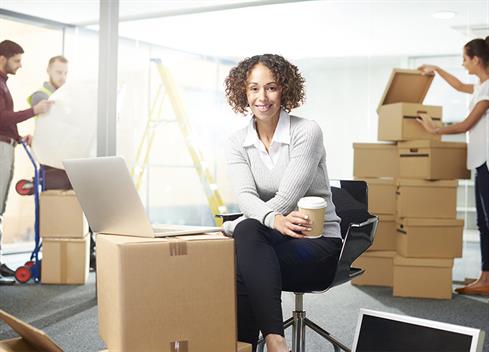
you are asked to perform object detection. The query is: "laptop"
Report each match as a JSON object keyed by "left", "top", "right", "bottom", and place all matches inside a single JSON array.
[
  {"left": 351, "top": 309, "right": 485, "bottom": 352},
  {"left": 63, "top": 156, "right": 223, "bottom": 238}
]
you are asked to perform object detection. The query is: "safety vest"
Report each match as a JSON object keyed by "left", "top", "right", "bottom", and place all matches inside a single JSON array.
[
  {"left": 27, "top": 86, "right": 53, "bottom": 107},
  {"left": 27, "top": 86, "right": 53, "bottom": 119}
]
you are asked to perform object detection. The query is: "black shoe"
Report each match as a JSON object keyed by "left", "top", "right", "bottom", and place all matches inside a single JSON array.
[
  {"left": 0, "top": 274, "right": 15, "bottom": 285},
  {"left": 0, "top": 263, "right": 16, "bottom": 277}
]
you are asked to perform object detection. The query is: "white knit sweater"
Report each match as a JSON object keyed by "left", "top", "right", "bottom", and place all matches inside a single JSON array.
[{"left": 224, "top": 114, "right": 341, "bottom": 238}]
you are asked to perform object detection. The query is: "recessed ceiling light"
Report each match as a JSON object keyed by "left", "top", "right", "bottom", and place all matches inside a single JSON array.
[{"left": 432, "top": 11, "right": 456, "bottom": 20}]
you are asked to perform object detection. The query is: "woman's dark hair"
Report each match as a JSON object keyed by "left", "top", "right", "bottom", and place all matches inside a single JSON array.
[
  {"left": 0, "top": 40, "right": 24, "bottom": 59},
  {"left": 224, "top": 54, "right": 305, "bottom": 114},
  {"left": 464, "top": 36, "right": 489, "bottom": 67}
]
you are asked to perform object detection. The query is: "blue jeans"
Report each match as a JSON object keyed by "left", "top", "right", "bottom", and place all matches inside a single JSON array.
[
  {"left": 0, "top": 141, "right": 15, "bottom": 260},
  {"left": 475, "top": 162, "right": 489, "bottom": 271}
]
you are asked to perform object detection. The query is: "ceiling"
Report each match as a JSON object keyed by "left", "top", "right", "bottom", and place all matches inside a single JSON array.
[{"left": 2, "top": 0, "right": 489, "bottom": 59}]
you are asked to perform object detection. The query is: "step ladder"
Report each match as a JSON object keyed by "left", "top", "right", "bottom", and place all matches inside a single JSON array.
[{"left": 131, "top": 59, "right": 227, "bottom": 225}]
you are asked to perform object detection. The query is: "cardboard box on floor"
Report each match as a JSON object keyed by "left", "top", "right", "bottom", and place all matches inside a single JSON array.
[
  {"left": 353, "top": 143, "right": 399, "bottom": 178},
  {"left": 100, "top": 341, "right": 252, "bottom": 352},
  {"left": 359, "top": 178, "right": 396, "bottom": 215},
  {"left": 396, "top": 179, "right": 458, "bottom": 219},
  {"left": 41, "top": 234, "right": 90, "bottom": 285},
  {"left": 398, "top": 140, "right": 470, "bottom": 180},
  {"left": 393, "top": 255, "right": 453, "bottom": 299},
  {"left": 40, "top": 190, "right": 88, "bottom": 238},
  {"left": 97, "top": 233, "right": 236, "bottom": 352},
  {"left": 0, "top": 309, "right": 63, "bottom": 352},
  {"left": 351, "top": 250, "right": 396, "bottom": 287},
  {"left": 377, "top": 68, "right": 443, "bottom": 142},
  {"left": 396, "top": 218, "right": 464, "bottom": 258},
  {"left": 369, "top": 215, "right": 396, "bottom": 251}
]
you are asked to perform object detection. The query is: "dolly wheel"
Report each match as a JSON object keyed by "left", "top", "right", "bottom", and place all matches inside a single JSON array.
[
  {"left": 15, "top": 266, "right": 31, "bottom": 283},
  {"left": 15, "top": 179, "right": 34, "bottom": 196},
  {"left": 24, "top": 261, "right": 35, "bottom": 268}
]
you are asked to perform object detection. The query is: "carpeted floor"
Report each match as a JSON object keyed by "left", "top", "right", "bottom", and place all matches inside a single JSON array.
[{"left": 0, "top": 241, "right": 488, "bottom": 351}]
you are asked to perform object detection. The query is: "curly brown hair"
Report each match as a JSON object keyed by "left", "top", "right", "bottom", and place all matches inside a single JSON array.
[{"left": 224, "top": 54, "right": 305, "bottom": 114}]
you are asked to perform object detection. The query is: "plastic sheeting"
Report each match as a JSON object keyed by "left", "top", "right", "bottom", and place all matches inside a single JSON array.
[{"left": 32, "top": 81, "right": 97, "bottom": 169}]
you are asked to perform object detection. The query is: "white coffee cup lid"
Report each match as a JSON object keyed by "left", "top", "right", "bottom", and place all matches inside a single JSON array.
[{"left": 298, "top": 196, "right": 327, "bottom": 209}]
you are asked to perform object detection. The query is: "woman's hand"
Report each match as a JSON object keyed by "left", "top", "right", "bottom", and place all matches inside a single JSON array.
[
  {"left": 416, "top": 112, "right": 439, "bottom": 134},
  {"left": 274, "top": 211, "right": 312, "bottom": 238},
  {"left": 417, "top": 64, "right": 438, "bottom": 75}
]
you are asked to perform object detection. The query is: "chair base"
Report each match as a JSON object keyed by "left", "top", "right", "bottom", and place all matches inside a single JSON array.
[{"left": 257, "top": 294, "right": 351, "bottom": 352}]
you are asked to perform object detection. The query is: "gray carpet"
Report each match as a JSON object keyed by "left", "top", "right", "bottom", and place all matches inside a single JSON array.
[{"left": 1, "top": 272, "right": 488, "bottom": 352}]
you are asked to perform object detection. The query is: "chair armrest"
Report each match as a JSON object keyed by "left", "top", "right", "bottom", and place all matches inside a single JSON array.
[{"left": 215, "top": 213, "right": 243, "bottom": 222}]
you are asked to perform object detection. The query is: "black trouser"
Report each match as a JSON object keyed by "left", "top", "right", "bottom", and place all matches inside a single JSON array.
[
  {"left": 475, "top": 163, "right": 489, "bottom": 271},
  {"left": 234, "top": 219, "right": 342, "bottom": 351}
]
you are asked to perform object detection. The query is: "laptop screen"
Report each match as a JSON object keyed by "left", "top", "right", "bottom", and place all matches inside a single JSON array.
[{"left": 352, "top": 309, "right": 485, "bottom": 352}]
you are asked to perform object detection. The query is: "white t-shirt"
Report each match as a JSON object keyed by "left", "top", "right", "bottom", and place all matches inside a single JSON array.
[{"left": 467, "top": 79, "right": 489, "bottom": 170}]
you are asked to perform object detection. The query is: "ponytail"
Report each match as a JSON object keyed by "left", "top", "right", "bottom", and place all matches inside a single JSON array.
[{"left": 464, "top": 37, "right": 489, "bottom": 67}]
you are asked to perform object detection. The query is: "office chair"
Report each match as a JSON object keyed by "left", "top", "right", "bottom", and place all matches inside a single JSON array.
[{"left": 218, "top": 180, "right": 378, "bottom": 352}]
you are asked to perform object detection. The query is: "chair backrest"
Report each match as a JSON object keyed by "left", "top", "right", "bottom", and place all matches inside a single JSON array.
[{"left": 328, "top": 180, "right": 378, "bottom": 288}]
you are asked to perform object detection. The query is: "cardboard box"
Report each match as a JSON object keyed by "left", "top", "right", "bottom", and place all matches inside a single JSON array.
[
  {"left": 393, "top": 255, "right": 453, "bottom": 299},
  {"left": 353, "top": 143, "right": 399, "bottom": 178},
  {"left": 0, "top": 309, "right": 63, "bottom": 351},
  {"left": 377, "top": 69, "right": 443, "bottom": 142},
  {"left": 396, "top": 179, "right": 457, "bottom": 219},
  {"left": 41, "top": 234, "right": 90, "bottom": 285},
  {"left": 369, "top": 215, "right": 396, "bottom": 251},
  {"left": 396, "top": 218, "right": 464, "bottom": 258},
  {"left": 398, "top": 140, "right": 470, "bottom": 180},
  {"left": 351, "top": 251, "right": 396, "bottom": 287},
  {"left": 97, "top": 233, "right": 236, "bottom": 352},
  {"left": 100, "top": 341, "right": 251, "bottom": 352},
  {"left": 40, "top": 190, "right": 88, "bottom": 238},
  {"left": 361, "top": 178, "right": 396, "bottom": 215}
]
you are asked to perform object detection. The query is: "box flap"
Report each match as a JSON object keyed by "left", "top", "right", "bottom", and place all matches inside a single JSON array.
[
  {"left": 397, "top": 178, "right": 458, "bottom": 188},
  {"left": 377, "top": 68, "right": 434, "bottom": 112},
  {"left": 398, "top": 140, "right": 467, "bottom": 149},
  {"left": 97, "top": 233, "right": 231, "bottom": 247},
  {"left": 353, "top": 142, "right": 397, "bottom": 149},
  {"left": 0, "top": 309, "right": 63, "bottom": 352},
  {"left": 41, "top": 190, "right": 76, "bottom": 197},
  {"left": 361, "top": 177, "right": 396, "bottom": 185},
  {"left": 394, "top": 255, "right": 453, "bottom": 268},
  {"left": 397, "top": 218, "right": 464, "bottom": 227},
  {"left": 362, "top": 250, "right": 396, "bottom": 258},
  {"left": 42, "top": 234, "right": 89, "bottom": 243},
  {"left": 378, "top": 214, "right": 395, "bottom": 221}
]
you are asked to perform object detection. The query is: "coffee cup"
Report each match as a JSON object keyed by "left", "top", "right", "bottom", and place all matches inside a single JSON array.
[{"left": 297, "top": 197, "right": 327, "bottom": 238}]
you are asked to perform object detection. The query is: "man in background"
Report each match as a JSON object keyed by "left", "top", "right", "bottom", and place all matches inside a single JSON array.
[
  {"left": 0, "top": 40, "right": 52, "bottom": 285},
  {"left": 28, "top": 55, "right": 72, "bottom": 190}
]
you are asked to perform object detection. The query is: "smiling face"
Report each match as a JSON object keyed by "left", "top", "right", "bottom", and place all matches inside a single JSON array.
[{"left": 246, "top": 63, "right": 282, "bottom": 124}]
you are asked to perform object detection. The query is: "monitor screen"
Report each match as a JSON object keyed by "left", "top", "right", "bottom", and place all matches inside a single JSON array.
[{"left": 352, "top": 309, "right": 485, "bottom": 352}]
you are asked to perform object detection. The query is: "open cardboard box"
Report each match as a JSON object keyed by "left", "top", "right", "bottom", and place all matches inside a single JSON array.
[
  {"left": 0, "top": 309, "right": 63, "bottom": 352},
  {"left": 377, "top": 68, "right": 443, "bottom": 142}
]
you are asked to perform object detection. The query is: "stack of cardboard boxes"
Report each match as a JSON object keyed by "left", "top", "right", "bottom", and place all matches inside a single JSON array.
[
  {"left": 96, "top": 231, "right": 251, "bottom": 351},
  {"left": 40, "top": 190, "right": 90, "bottom": 284},
  {"left": 351, "top": 69, "right": 470, "bottom": 299}
]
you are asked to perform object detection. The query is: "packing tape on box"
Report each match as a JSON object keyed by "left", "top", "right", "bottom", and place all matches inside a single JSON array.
[
  {"left": 170, "top": 340, "right": 189, "bottom": 352},
  {"left": 168, "top": 239, "right": 187, "bottom": 256},
  {"left": 59, "top": 241, "right": 68, "bottom": 283}
]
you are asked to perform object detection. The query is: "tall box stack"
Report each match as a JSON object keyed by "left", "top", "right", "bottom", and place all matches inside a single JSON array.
[
  {"left": 40, "top": 190, "right": 90, "bottom": 284},
  {"left": 352, "top": 69, "right": 469, "bottom": 299}
]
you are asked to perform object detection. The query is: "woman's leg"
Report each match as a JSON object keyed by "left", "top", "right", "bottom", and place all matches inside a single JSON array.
[
  {"left": 234, "top": 218, "right": 342, "bottom": 350},
  {"left": 234, "top": 219, "right": 289, "bottom": 351},
  {"left": 473, "top": 163, "right": 489, "bottom": 286}
]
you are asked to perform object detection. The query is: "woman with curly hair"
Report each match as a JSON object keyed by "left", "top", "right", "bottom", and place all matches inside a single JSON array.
[{"left": 223, "top": 54, "right": 342, "bottom": 352}]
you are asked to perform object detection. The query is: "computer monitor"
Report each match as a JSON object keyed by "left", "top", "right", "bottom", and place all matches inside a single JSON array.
[{"left": 352, "top": 309, "right": 485, "bottom": 352}]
